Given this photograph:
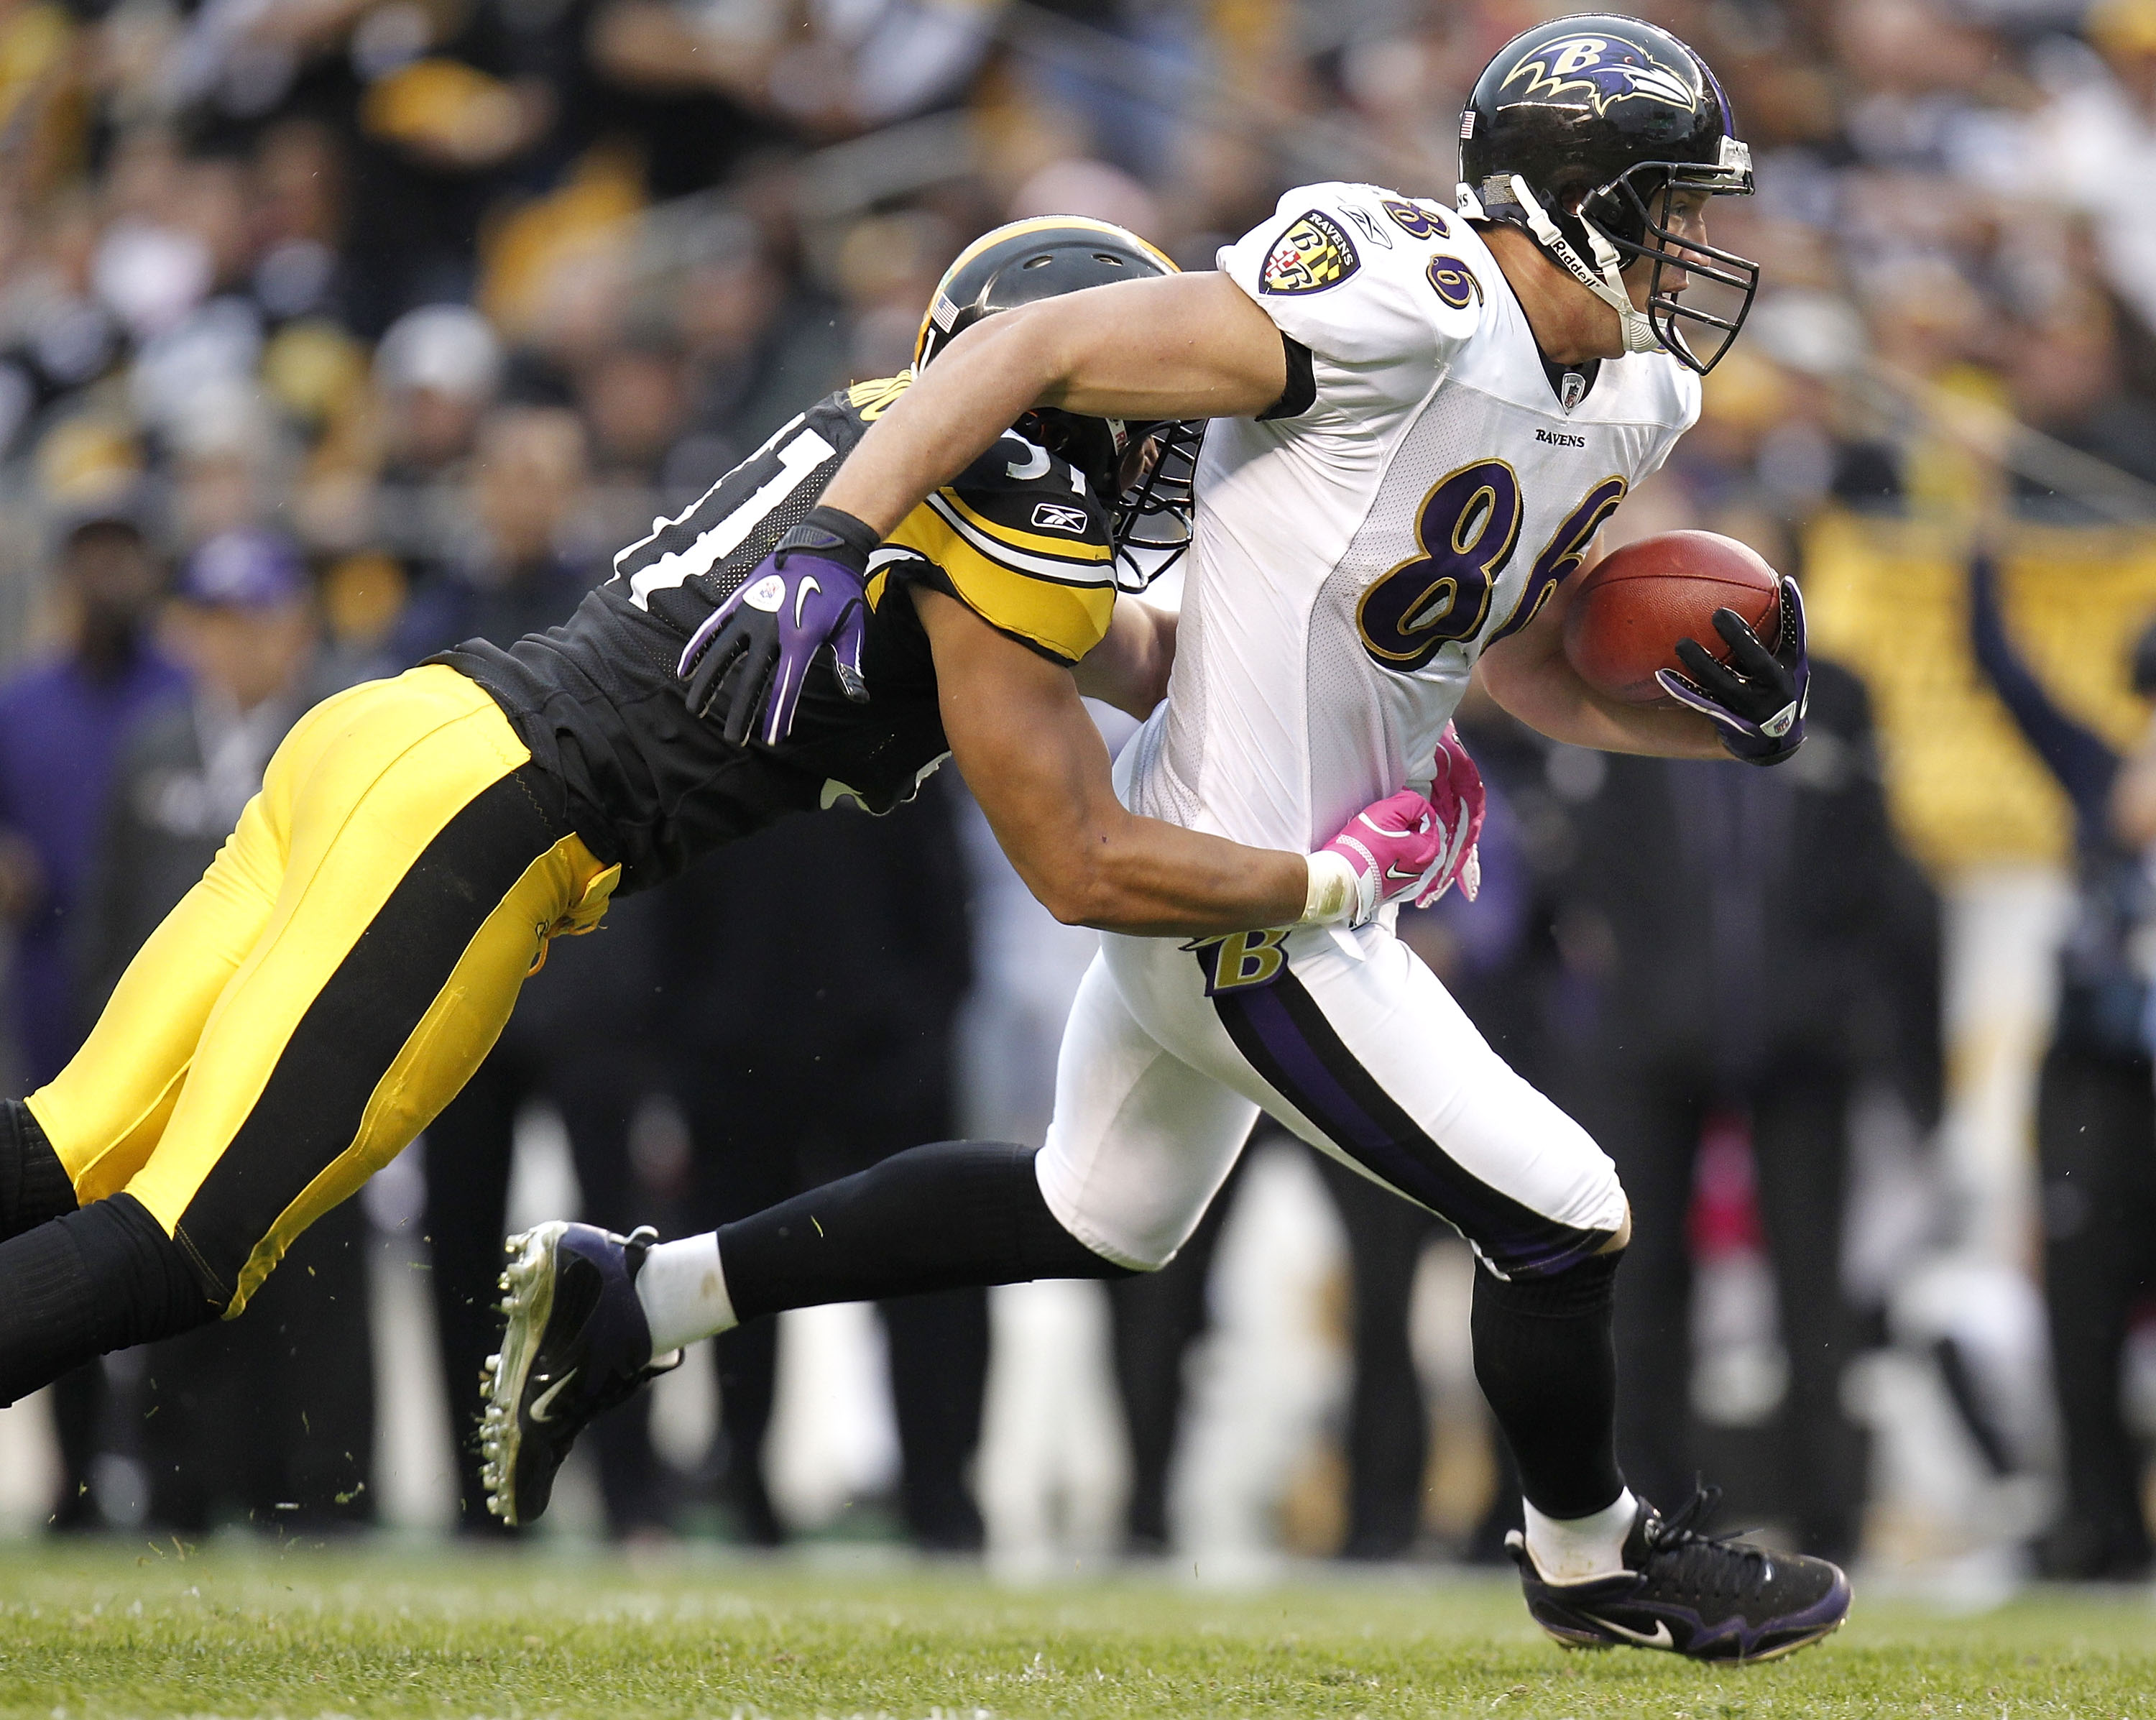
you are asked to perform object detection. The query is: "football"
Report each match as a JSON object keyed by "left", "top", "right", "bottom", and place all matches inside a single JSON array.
[{"left": 1562, "top": 530, "right": 1783, "bottom": 705}]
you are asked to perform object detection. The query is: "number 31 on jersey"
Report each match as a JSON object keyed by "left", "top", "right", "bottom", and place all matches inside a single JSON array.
[{"left": 1357, "top": 465, "right": 1628, "bottom": 672}]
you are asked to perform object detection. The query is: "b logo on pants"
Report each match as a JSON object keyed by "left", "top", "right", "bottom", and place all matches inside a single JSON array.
[{"left": 1195, "top": 927, "right": 1291, "bottom": 996}]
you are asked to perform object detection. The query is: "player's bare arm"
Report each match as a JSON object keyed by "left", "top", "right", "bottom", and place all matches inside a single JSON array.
[
  {"left": 1069, "top": 595, "right": 1176, "bottom": 719},
  {"left": 821, "top": 272, "right": 1289, "bottom": 538},
  {"left": 916, "top": 587, "right": 1305, "bottom": 936},
  {"left": 1473, "top": 546, "right": 1723, "bottom": 759}
]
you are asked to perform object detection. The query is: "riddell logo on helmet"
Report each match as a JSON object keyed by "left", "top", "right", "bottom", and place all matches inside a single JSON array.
[{"left": 1501, "top": 37, "right": 1696, "bottom": 115}]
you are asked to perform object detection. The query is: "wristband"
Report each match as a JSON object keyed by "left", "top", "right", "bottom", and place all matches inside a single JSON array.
[
  {"left": 1300, "top": 850, "right": 1360, "bottom": 926},
  {"left": 783, "top": 505, "right": 881, "bottom": 574}
]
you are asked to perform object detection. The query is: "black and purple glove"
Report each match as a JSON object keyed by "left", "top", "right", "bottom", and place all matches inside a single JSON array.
[
  {"left": 1655, "top": 576, "right": 1809, "bottom": 767},
  {"left": 678, "top": 505, "right": 879, "bottom": 746}
]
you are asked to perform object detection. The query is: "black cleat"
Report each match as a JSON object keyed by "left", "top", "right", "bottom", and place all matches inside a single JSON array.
[
  {"left": 1508, "top": 1487, "right": 1851, "bottom": 1664},
  {"left": 478, "top": 1221, "right": 679, "bottom": 1527}
]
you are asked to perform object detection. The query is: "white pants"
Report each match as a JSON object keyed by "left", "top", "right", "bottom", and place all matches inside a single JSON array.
[{"left": 1036, "top": 921, "right": 1626, "bottom": 1278}]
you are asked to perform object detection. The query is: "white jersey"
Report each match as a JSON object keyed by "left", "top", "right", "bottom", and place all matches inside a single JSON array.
[{"left": 1120, "top": 182, "right": 1700, "bottom": 852}]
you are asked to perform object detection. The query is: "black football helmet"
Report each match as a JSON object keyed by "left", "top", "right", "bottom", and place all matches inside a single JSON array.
[
  {"left": 916, "top": 216, "right": 1201, "bottom": 587},
  {"left": 1458, "top": 15, "right": 1757, "bottom": 373}
]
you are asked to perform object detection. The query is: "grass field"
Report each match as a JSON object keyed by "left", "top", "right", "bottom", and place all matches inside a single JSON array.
[{"left": 4, "top": 1541, "right": 2155, "bottom": 1719}]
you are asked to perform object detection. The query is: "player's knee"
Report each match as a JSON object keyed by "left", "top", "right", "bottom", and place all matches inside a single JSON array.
[
  {"left": 72, "top": 1195, "right": 220, "bottom": 1351},
  {"left": 0, "top": 1098, "right": 76, "bottom": 1240},
  {"left": 1052, "top": 1213, "right": 1174, "bottom": 1274}
]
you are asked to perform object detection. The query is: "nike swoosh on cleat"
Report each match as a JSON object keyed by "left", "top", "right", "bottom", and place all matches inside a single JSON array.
[
  {"left": 528, "top": 1368, "right": 579, "bottom": 1423},
  {"left": 1577, "top": 1614, "right": 1674, "bottom": 1649},
  {"left": 793, "top": 576, "right": 821, "bottom": 627}
]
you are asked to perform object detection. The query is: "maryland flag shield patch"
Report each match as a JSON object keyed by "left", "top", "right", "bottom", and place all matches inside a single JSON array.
[{"left": 1259, "top": 211, "right": 1359, "bottom": 295}]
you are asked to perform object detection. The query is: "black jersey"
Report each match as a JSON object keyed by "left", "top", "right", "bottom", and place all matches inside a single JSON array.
[{"left": 438, "top": 373, "right": 1118, "bottom": 892}]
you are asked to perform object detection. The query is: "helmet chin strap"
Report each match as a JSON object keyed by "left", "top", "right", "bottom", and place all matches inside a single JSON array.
[{"left": 1506, "top": 175, "right": 1662, "bottom": 357}]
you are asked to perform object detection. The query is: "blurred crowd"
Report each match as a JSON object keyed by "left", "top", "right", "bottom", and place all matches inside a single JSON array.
[{"left": 2, "top": 0, "right": 2156, "bottom": 1581}]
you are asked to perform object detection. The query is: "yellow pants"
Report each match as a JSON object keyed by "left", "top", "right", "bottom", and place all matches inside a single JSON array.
[{"left": 29, "top": 666, "right": 619, "bottom": 1317}]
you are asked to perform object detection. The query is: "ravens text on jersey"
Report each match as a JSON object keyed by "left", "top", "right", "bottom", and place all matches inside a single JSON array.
[{"left": 435, "top": 372, "right": 1120, "bottom": 891}]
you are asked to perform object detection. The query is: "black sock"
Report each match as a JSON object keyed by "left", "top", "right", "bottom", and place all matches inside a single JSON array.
[
  {"left": 1472, "top": 1250, "right": 1626, "bottom": 1519},
  {"left": 0, "top": 1195, "right": 217, "bottom": 1405},
  {"left": 0, "top": 1100, "right": 75, "bottom": 1241},
  {"left": 717, "top": 1141, "right": 1133, "bottom": 1324}
]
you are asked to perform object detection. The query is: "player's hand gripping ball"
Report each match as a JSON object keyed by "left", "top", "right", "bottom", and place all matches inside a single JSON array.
[
  {"left": 678, "top": 506, "right": 880, "bottom": 747},
  {"left": 1562, "top": 530, "right": 1808, "bottom": 766}
]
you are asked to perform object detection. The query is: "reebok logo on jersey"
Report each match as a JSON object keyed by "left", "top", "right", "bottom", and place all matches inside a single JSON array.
[
  {"left": 1341, "top": 203, "right": 1392, "bottom": 249},
  {"left": 1535, "top": 428, "right": 1586, "bottom": 448},
  {"left": 1261, "top": 211, "right": 1358, "bottom": 295},
  {"left": 1031, "top": 502, "right": 1090, "bottom": 535}
]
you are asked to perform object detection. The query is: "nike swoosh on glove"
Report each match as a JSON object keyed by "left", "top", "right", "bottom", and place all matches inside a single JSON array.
[
  {"left": 678, "top": 505, "right": 880, "bottom": 747},
  {"left": 1314, "top": 788, "right": 1447, "bottom": 929},
  {"left": 1654, "top": 576, "right": 1809, "bottom": 766},
  {"left": 1410, "top": 722, "right": 1485, "bottom": 907}
]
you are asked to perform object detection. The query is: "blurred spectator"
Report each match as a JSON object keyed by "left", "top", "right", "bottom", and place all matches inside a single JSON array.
[
  {"left": 1104, "top": 1155, "right": 1243, "bottom": 1557},
  {"left": 667, "top": 217, "right": 847, "bottom": 494},
  {"left": 0, "top": 509, "right": 185, "bottom": 1529},
  {"left": 420, "top": 891, "right": 673, "bottom": 1537},
  {"left": 338, "top": 0, "right": 583, "bottom": 334},
  {"left": 1977, "top": 554, "right": 2156, "bottom": 1578},
  {"left": 80, "top": 528, "right": 374, "bottom": 1532},
  {"left": 80, "top": 530, "right": 321, "bottom": 1004},
  {"left": 2034, "top": 0, "right": 2156, "bottom": 344},
  {"left": 0, "top": 513, "right": 183, "bottom": 1093},
  {"left": 1550, "top": 658, "right": 1940, "bottom": 1563},
  {"left": 2005, "top": 287, "right": 2156, "bottom": 515},
  {"left": 390, "top": 401, "right": 592, "bottom": 661},
  {"left": 389, "top": 398, "right": 667, "bottom": 1536},
  {"left": 660, "top": 788, "right": 980, "bottom": 1550},
  {"left": 584, "top": 0, "right": 789, "bottom": 198},
  {"left": 369, "top": 303, "right": 504, "bottom": 571}
]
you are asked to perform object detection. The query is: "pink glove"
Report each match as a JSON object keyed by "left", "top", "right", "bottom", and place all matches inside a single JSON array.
[
  {"left": 1307, "top": 788, "right": 1447, "bottom": 929},
  {"left": 1414, "top": 722, "right": 1485, "bottom": 908}
]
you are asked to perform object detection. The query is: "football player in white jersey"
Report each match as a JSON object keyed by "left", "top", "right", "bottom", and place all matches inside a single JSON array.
[{"left": 492, "top": 14, "right": 1843, "bottom": 1662}]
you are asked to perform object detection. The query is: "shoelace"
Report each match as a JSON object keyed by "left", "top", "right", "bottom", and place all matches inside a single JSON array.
[{"left": 1643, "top": 1485, "right": 1771, "bottom": 1602}]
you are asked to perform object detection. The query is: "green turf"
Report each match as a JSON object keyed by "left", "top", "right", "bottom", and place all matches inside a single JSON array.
[{"left": 2, "top": 1540, "right": 2153, "bottom": 1718}]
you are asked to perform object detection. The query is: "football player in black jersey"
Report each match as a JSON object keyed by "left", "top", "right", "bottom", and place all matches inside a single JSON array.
[{"left": 0, "top": 217, "right": 1459, "bottom": 1415}]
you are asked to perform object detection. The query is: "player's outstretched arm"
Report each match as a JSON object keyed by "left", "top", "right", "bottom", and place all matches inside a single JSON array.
[
  {"left": 921, "top": 587, "right": 1302, "bottom": 934},
  {"left": 824, "top": 274, "right": 1288, "bottom": 538},
  {"left": 1475, "top": 554, "right": 1726, "bottom": 759}
]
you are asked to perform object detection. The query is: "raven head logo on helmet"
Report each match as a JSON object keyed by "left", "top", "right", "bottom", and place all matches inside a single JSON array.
[
  {"left": 1498, "top": 33, "right": 1697, "bottom": 116},
  {"left": 1460, "top": 14, "right": 1758, "bottom": 374},
  {"left": 917, "top": 216, "right": 1202, "bottom": 588}
]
